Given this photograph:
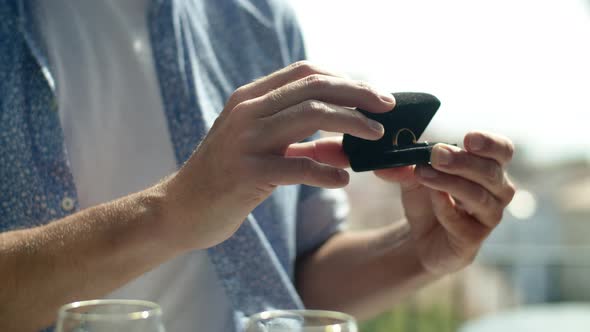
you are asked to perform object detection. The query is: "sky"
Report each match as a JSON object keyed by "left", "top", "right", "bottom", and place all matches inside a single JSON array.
[{"left": 291, "top": 0, "right": 590, "bottom": 164}]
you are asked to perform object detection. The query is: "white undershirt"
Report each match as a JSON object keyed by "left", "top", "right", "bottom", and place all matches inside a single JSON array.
[{"left": 36, "top": 1, "right": 232, "bottom": 331}]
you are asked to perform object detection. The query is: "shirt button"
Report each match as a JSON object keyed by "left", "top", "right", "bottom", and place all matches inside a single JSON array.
[
  {"left": 133, "top": 39, "right": 144, "bottom": 54},
  {"left": 61, "top": 197, "right": 75, "bottom": 212}
]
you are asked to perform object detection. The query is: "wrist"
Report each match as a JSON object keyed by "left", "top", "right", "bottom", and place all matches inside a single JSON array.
[
  {"left": 128, "top": 184, "right": 191, "bottom": 256},
  {"left": 375, "top": 238, "right": 437, "bottom": 296},
  {"left": 374, "top": 224, "right": 436, "bottom": 280},
  {"left": 397, "top": 234, "right": 450, "bottom": 279},
  {"left": 397, "top": 239, "right": 432, "bottom": 276},
  {"left": 154, "top": 168, "right": 240, "bottom": 251},
  {"left": 378, "top": 219, "right": 455, "bottom": 278}
]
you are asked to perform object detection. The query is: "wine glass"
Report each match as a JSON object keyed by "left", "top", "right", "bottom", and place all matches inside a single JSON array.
[
  {"left": 245, "top": 309, "right": 358, "bottom": 332},
  {"left": 55, "top": 299, "right": 166, "bottom": 332}
]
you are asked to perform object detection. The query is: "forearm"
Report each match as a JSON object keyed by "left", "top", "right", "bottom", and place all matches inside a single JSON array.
[
  {"left": 296, "top": 221, "right": 436, "bottom": 321},
  {"left": 0, "top": 185, "right": 184, "bottom": 331}
]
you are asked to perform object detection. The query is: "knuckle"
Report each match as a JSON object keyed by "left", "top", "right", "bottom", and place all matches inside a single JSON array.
[
  {"left": 231, "top": 86, "right": 248, "bottom": 102},
  {"left": 301, "top": 100, "right": 330, "bottom": 121},
  {"left": 485, "top": 162, "right": 502, "bottom": 184},
  {"left": 267, "top": 88, "right": 284, "bottom": 104},
  {"left": 351, "top": 109, "right": 368, "bottom": 122},
  {"left": 296, "top": 158, "right": 315, "bottom": 181},
  {"left": 357, "top": 81, "right": 381, "bottom": 99},
  {"left": 497, "top": 209, "right": 505, "bottom": 222},
  {"left": 305, "top": 100, "right": 326, "bottom": 112},
  {"left": 473, "top": 226, "right": 491, "bottom": 243},
  {"left": 490, "top": 209, "right": 504, "bottom": 225},
  {"left": 295, "top": 100, "right": 309, "bottom": 115},
  {"left": 450, "top": 151, "right": 467, "bottom": 169},
  {"left": 348, "top": 109, "right": 368, "bottom": 128},
  {"left": 303, "top": 74, "right": 329, "bottom": 89},
  {"left": 444, "top": 211, "right": 461, "bottom": 225},
  {"left": 465, "top": 131, "right": 488, "bottom": 150},
  {"left": 231, "top": 100, "right": 251, "bottom": 114},
  {"left": 479, "top": 194, "right": 503, "bottom": 226},
  {"left": 456, "top": 245, "right": 481, "bottom": 267},
  {"left": 505, "top": 141, "right": 515, "bottom": 162},
  {"left": 466, "top": 252, "right": 478, "bottom": 265},
  {"left": 226, "top": 87, "right": 244, "bottom": 109},
  {"left": 289, "top": 60, "right": 318, "bottom": 77},
  {"left": 504, "top": 182, "right": 517, "bottom": 204},
  {"left": 477, "top": 187, "right": 492, "bottom": 208},
  {"left": 440, "top": 203, "right": 461, "bottom": 224},
  {"left": 356, "top": 80, "right": 376, "bottom": 95}
]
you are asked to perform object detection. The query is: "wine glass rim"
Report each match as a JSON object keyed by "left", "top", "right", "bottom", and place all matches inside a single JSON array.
[
  {"left": 57, "top": 299, "right": 162, "bottom": 321},
  {"left": 248, "top": 309, "right": 357, "bottom": 324}
]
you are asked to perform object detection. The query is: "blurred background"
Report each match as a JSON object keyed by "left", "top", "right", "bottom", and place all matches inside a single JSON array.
[{"left": 291, "top": 0, "right": 590, "bottom": 331}]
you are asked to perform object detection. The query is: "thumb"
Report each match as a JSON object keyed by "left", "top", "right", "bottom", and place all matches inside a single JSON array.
[
  {"left": 285, "top": 136, "right": 349, "bottom": 168},
  {"left": 374, "top": 165, "right": 417, "bottom": 188},
  {"left": 261, "top": 156, "right": 349, "bottom": 188}
]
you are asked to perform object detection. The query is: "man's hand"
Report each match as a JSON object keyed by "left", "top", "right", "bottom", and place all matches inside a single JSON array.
[
  {"left": 294, "top": 132, "right": 516, "bottom": 318},
  {"left": 289, "top": 131, "right": 515, "bottom": 276},
  {"left": 0, "top": 62, "right": 395, "bottom": 331},
  {"left": 374, "top": 131, "right": 516, "bottom": 275},
  {"left": 164, "top": 61, "right": 395, "bottom": 249}
]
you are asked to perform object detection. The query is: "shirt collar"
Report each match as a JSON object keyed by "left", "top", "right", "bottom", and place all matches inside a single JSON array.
[{"left": 18, "top": 0, "right": 55, "bottom": 90}]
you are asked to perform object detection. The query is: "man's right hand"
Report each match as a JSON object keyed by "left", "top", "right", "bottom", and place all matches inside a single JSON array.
[
  {"left": 0, "top": 62, "right": 395, "bottom": 331},
  {"left": 162, "top": 61, "right": 396, "bottom": 249}
]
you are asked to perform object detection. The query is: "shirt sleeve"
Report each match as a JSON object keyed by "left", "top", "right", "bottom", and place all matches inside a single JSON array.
[{"left": 295, "top": 185, "right": 350, "bottom": 257}]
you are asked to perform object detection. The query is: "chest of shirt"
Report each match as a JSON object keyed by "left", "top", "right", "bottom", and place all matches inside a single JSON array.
[{"left": 0, "top": 0, "right": 300, "bottom": 260}]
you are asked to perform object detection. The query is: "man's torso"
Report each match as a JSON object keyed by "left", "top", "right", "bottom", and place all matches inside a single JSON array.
[{"left": 0, "top": 0, "right": 308, "bottom": 329}]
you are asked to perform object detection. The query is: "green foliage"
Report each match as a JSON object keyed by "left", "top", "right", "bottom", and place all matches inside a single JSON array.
[{"left": 360, "top": 303, "right": 462, "bottom": 332}]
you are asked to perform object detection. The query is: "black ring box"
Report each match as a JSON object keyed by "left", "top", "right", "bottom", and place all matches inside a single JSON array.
[{"left": 343, "top": 92, "right": 448, "bottom": 172}]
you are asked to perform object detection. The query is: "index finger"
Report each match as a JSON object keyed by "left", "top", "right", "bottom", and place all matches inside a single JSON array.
[
  {"left": 225, "top": 61, "right": 343, "bottom": 111},
  {"left": 464, "top": 131, "right": 515, "bottom": 166},
  {"left": 251, "top": 75, "right": 396, "bottom": 117}
]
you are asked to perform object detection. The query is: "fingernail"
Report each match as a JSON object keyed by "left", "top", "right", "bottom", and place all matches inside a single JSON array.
[
  {"left": 337, "top": 169, "right": 349, "bottom": 181},
  {"left": 469, "top": 134, "right": 485, "bottom": 151},
  {"left": 433, "top": 146, "right": 453, "bottom": 166},
  {"left": 379, "top": 91, "right": 395, "bottom": 104},
  {"left": 367, "top": 118, "right": 384, "bottom": 134},
  {"left": 419, "top": 167, "right": 438, "bottom": 178}
]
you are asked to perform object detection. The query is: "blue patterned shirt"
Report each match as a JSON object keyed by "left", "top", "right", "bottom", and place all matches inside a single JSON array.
[{"left": 0, "top": 0, "right": 348, "bottom": 330}]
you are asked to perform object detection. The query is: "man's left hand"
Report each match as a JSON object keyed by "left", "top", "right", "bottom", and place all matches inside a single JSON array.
[
  {"left": 374, "top": 131, "right": 516, "bottom": 275},
  {"left": 289, "top": 130, "right": 516, "bottom": 276}
]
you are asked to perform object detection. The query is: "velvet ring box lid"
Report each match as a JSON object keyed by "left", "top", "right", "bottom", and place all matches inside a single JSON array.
[{"left": 343, "top": 92, "right": 448, "bottom": 172}]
